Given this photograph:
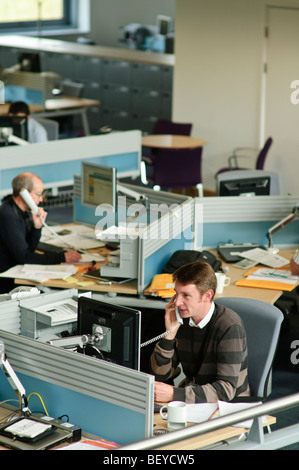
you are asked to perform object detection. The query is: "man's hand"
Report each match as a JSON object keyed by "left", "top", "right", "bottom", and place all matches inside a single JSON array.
[
  {"left": 154, "top": 381, "right": 175, "bottom": 403},
  {"left": 64, "top": 250, "right": 82, "bottom": 263},
  {"left": 32, "top": 207, "right": 47, "bottom": 229},
  {"left": 164, "top": 294, "right": 181, "bottom": 340}
]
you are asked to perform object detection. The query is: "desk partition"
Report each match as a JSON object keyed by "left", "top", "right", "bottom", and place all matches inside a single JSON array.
[
  {"left": 74, "top": 180, "right": 194, "bottom": 294},
  {"left": 194, "top": 195, "right": 299, "bottom": 250},
  {"left": 0, "top": 328, "right": 154, "bottom": 445},
  {"left": 0, "top": 130, "right": 141, "bottom": 197}
]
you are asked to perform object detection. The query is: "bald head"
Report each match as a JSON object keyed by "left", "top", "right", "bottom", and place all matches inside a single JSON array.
[{"left": 12, "top": 172, "right": 42, "bottom": 197}]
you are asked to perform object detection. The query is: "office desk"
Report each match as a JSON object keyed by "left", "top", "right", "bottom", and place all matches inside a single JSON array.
[
  {"left": 33, "top": 96, "right": 100, "bottom": 136},
  {"left": 142, "top": 134, "right": 206, "bottom": 149},
  {"left": 15, "top": 248, "right": 296, "bottom": 302},
  {"left": 0, "top": 97, "right": 100, "bottom": 136},
  {"left": 214, "top": 248, "right": 297, "bottom": 304},
  {"left": 153, "top": 412, "right": 276, "bottom": 450}
]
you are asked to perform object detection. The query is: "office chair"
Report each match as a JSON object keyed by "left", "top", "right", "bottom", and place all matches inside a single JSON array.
[
  {"left": 141, "top": 119, "right": 199, "bottom": 193},
  {"left": 216, "top": 137, "right": 273, "bottom": 176},
  {"left": 216, "top": 297, "right": 283, "bottom": 400},
  {"left": 61, "top": 79, "right": 85, "bottom": 98},
  {"left": 152, "top": 119, "right": 192, "bottom": 136},
  {"left": 143, "top": 146, "right": 204, "bottom": 196},
  {"left": 34, "top": 117, "right": 59, "bottom": 141}
]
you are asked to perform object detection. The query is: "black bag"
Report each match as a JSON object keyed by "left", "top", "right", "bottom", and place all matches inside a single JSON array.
[{"left": 161, "top": 250, "right": 222, "bottom": 274}]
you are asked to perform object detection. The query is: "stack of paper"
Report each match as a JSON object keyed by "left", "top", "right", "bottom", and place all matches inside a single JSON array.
[
  {"left": 148, "top": 273, "right": 175, "bottom": 298},
  {"left": 238, "top": 247, "right": 290, "bottom": 268},
  {"left": 0, "top": 264, "right": 78, "bottom": 283},
  {"left": 236, "top": 267, "right": 299, "bottom": 291},
  {"left": 186, "top": 400, "right": 264, "bottom": 429}
]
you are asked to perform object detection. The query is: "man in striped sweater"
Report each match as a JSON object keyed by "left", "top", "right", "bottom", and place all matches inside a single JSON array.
[{"left": 150, "top": 261, "right": 250, "bottom": 403}]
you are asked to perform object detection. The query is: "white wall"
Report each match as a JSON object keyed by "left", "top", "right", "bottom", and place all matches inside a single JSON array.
[{"left": 174, "top": 0, "right": 299, "bottom": 194}]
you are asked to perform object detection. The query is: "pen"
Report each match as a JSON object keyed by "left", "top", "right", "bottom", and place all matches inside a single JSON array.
[{"left": 208, "top": 407, "right": 219, "bottom": 420}]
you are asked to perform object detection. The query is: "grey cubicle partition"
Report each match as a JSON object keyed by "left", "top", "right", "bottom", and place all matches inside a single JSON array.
[
  {"left": 194, "top": 195, "right": 299, "bottom": 250},
  {"left": 0, "top": 130, "right": 141, "bottom": 197},
  {"left": 0, "top": 329, "right": 154, "bottom": 445},
  {"left": 73, "top": 179, "right": 195, "bottom": 294}
]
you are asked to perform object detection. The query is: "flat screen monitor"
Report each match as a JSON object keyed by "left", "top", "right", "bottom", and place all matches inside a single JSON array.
[
  {"left": 77, "top": 296, "right": 141, "bottom": 371},
  {"left": 0, "top": 115, "right": 28, "bottom": 145},
  {"left": 81, "top": 161, "right": 117, "bottom": 209},
  {"left": 219, "top": 176, "right": 271, "bottom": 196},
  {"left": 18, "top": 52, "right": 41, "bottom": 73}
]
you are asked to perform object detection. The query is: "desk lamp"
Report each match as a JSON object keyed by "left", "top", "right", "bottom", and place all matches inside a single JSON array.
[
  {"left": 0, "top": 127, "right": 29, "bottom": 146},
  {"left": 0, "top": 340, "right": 30, "bottom": 416},
  {"left": 267, "top": 204, "right": 299, "bottom": 251}
]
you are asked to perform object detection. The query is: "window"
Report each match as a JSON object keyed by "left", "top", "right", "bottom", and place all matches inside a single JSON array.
[{"left": 0, "top": 0, "right": 72, "bottom": 31}]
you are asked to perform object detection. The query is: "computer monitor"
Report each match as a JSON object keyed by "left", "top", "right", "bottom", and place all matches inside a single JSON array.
[
  {"left": 81, "top": 161, "right": 117, "bottom": 208},
  {"left": 17, "top": 52, "right": 41, "bottom": 73},
  {"left": 219, "top": 176, "right": 271, "bottom": 196},
  {"left": 217, "top": 170, "right": 280, "bottom": 196},
  {"left": 77, "top": 296, "right": 141, "bottom": 371},
  {"left": 0, "top": 115, "right": 28, "bottom": 146}
]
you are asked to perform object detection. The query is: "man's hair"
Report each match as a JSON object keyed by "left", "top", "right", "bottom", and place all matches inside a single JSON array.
[
  {"left": 173, "top": 261, "right": 217, "bottom": 297},
  {"left": 12, "top": 172, "right": 39, "bottom": 197},
  {"left": 8, "top": 101, "right": 30, "bottom": 116}
]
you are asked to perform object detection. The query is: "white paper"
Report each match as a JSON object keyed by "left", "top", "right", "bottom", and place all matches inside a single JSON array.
[
  {"left": 238, "top": 248, "right": 289, "bottom": 268},
  {"left": 0, "top": 264, "right": 78, "bottom": 282},
  {"left": 186, "top": 403, "right": 219, "bottom": 423},
  {"left": 218, "top": 400, "right": 266, "bottom": 428},
  {"left": 41, "top": 225, "right": 105, "bottom": 250}
]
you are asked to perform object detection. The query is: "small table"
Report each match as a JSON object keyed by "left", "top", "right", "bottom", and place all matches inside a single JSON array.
[
  {"left": 0, "top": 97, "right": 101, "bottom": 136},
  {"left": 33, "top": 96, "right": 101, "bottom": 136},
  {"left": 142, "top": 134, "right": 206, "bottom": 149}
]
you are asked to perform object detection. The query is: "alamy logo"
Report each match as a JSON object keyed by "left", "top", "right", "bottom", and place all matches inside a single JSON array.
[{"left": 290, "top": 80, "right": 299, "bottom": 104}]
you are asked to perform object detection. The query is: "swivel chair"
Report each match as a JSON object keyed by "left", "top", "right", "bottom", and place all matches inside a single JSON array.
[
  {"left": 216, "top": 297, "right": 283, "bottom": 400},
  {"left": 216, "top": 137, "right": 273, "bottom": 176}
]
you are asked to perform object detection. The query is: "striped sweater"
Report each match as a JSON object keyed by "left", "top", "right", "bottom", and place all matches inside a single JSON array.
[{"left": 150, "top": 303, "right": 250, "bottom": 403}]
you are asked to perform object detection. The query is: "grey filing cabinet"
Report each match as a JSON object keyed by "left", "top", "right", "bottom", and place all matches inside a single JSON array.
[{"left": 0, "top": 42, "right": 173, "bottom": 135}]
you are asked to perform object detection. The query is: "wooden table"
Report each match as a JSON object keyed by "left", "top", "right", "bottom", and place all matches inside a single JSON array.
[
  {"left": 142, "top": 134, "right": 206, "bottom": 149},
  {"left": 214, "top": 248, "right": 297, "bottom": 305},
  {"left": 0, "top": 96, "right": 100, "bottom": 136}
]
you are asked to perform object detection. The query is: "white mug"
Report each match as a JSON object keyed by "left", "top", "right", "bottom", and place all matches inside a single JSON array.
[
  {"left": 215, "top": 272, "right": 231, "bottom": 294},
  {"left": 160, "top": 401, "right": 187, "bottom": 430}
]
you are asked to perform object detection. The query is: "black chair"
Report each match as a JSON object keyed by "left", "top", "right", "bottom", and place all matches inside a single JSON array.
[
  {"left": 141, "top": 119, "right": 201, "bottom": 194},
  {"left": 145, "top": 146, "right": 203, "bottom": 196},
  {"left": 152, "top": 119, "right": 192, "bottom": 136}
]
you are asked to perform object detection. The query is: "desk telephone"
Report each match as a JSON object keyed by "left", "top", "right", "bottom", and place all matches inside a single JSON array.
[{"left": 141, "top": 306, "right": 183, "bottom": 348}]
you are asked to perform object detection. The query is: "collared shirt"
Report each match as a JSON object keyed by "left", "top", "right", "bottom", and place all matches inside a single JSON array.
[{"left": 189, "top": 302, "right": 215, "bottom": 329}]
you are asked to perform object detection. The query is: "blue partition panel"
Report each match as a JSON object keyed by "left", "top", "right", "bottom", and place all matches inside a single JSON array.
[
  {"left": 0, "top": 152, "right": 139, "bottom": 191},
  {"left": 202, "top": 220, "right": 299, "bottom": 248},
  {"left": 0, "top": 371, "right": 146, "bottom": 445}
]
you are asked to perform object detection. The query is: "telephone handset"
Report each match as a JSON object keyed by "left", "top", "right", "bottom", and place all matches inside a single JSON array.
[
  {"left": 176, "top": 306, "right": 183, "bottom": 325},
  {"left": 19, "top": 188, "right": 39, "bottom": 215},
  {"left": 141, "top": 306, "right": 183, "bottom": 348}
]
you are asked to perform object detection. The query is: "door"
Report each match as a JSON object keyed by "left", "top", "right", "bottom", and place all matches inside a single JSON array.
[{"left": 263, "top": 6, "right": 299, "bottom": 196}]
